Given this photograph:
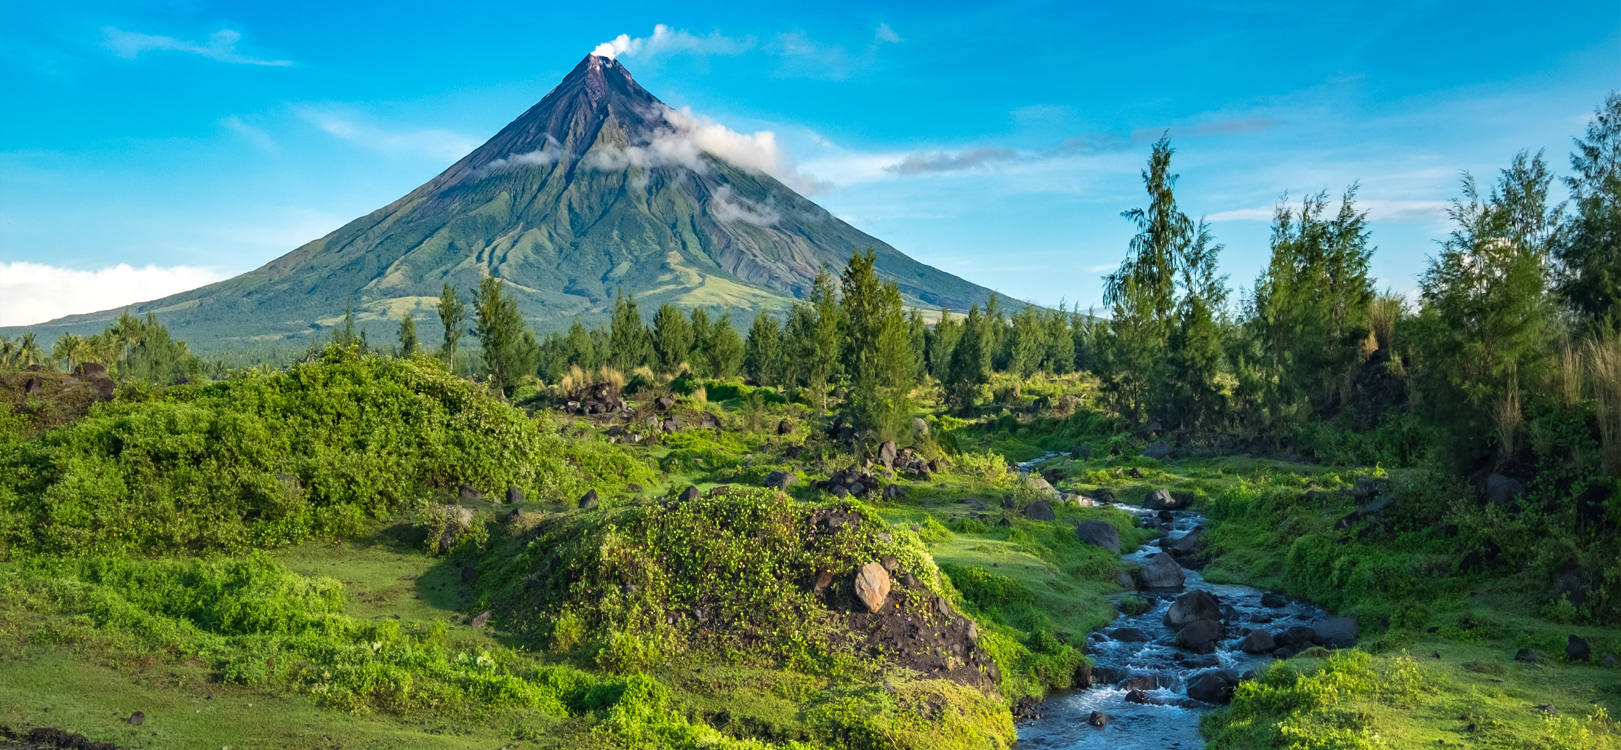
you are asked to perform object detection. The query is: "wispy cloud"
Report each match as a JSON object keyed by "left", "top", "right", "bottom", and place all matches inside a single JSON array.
[
  {"left": 584, "top": 105, "right": 831, "bottom": 194},
  {"left": 221, "top": 115, "right": 275, "bottom": 150},
  {"left": 0, "top": 262, "right": 225, "bottom": 327},
  {"left": 1206, "top": 198, "right": 1449, "bottom": 223},
  {"left": 302, "top": 111, "right": 478, "bottom": 162},
  {"left": 887, "top": 146, "right": 1018, "bottom": 175},
  {"left": 875, "top": 23, "right": 904, "bottom": 44},
  {"left": 102, "top": 27, "right": 293, "bottom": 66},
  {"left": 591, "top": 24, "right": 755, "bottom": 60}
]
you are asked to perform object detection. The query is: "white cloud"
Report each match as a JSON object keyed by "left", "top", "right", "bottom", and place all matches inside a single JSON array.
[
  {"left": 592, "top": 24, "right": 754, "bottom": 60},
  {"left": 0, "top": 262, "right": 225, "bottom": 327},
  {"left": 102, "top": 27, "right": 293, "bottom": 66},
  {"left": 1206, "top": 199, "right": 1449, "bottom": 223},
  {"left": 304, "top": 111, "right": 478, "bottom": 162},
  {"left": 708, "top": 186, "right": 780, "bottom": 226},
  {"left": 472, "top": 137, "right": 564, "bottom": 179},
  {"left": 875, "top": 23, "right": 903, "bottom": 44},
  {"left": 585, "top": 105, "right": 831, "bottom": 194}
]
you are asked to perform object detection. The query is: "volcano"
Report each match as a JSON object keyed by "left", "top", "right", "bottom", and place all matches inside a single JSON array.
[{"left": 21, "top": 54, "right": 1007, "bottom": 348}]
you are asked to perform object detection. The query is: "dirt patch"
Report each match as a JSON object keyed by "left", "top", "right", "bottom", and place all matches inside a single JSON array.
[{"left": 0, "top": 725, "right": 122, "bottom": 750}]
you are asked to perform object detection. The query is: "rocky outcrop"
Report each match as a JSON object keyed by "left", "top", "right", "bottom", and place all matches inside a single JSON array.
[
  {"left": 1485, "top": 473, "right": 1525, "bottom": 505},
  {"left": 764, "top": 471, "right": 797, "bottom": 489},
  {"left": 1568, "top": 635, "right": 1591, "bottom": 662},
  {"left": 678, "top": 485, "right": 700, "bottom": 503},
  {"left": 1025, "top": 500, "right": 1056, "bottom": 521},
  {"left": 578, "top": 489, "right": 598, "bottom": 509},
  {"left": 1143, "top": 488, "right": 1182, "bottom": 510}
]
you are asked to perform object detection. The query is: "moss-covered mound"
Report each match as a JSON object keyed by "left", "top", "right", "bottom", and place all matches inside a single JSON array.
[
  {"left": 0, "top": 351, "right": 653, "bottom": 557},
  {"left": 485, "top": 489, "right": 998, "bottom": 684}
]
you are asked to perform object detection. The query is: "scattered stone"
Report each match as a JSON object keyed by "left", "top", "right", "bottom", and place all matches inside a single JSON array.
[
  {"left": 1110, "top": 627, "right": 1150, "bottom": 642},
  {"left": 1514, "top": 648, "right": 1544, "bottom": 665},
  {"left": 698, "top": 411, "right": 720, "bottom": 429},
  {"left": 878, "top": 440, "right": 898, "bottom": 469},
  {"left": 1187, "top": 671, "right": 1236, "bottom": 704},
  {"left": 506, "top": 486, "right": 524, "bottom": 504},
  {"left": 1567, "top": 635, "right": 1591, "bottom": 662},
  {"left": 471, "top": 611, "right": 491, "bottom": 628},
  {"left": 1087, "top": 710, "right": 1108, "bottom": 727},
  {"left": 1315, "top": 616, "right": 1359, "bottom": 649},
  {"left": 1273, "top": 647, "right": 1295, "bottom": 659},
  {"left": 1602, "top": 653, "right": 1619, "bottom": 668},
  {"left": 662, "top": 418, "right": 680, "bottom": 433},
  {"left": 1128, "top": 467, "right": 1145, "bottom": 478},
  {"left": 813, "top": 570, "right": 834, "bottom": 594},
  {"left": 882, "top": 485, "right": 905, "bottom": 501},
  {"left": 1142, "top": 441, "right": 1174, "bottom": 460},
  {"left": 1275, "top": 626, "right": 1318, "bottom": 648},
  {"left": 23, "top": 377, "right": 43, "bottom": 395},
  {"left": 1025, "top": 500, "right": 1056, "bottom": 521},
  {"left": 849, "top": 481, "right": 867, "bottom": 497},
  {"left": 854, "top": 562, "right": 892, "bottom": 612},
  {"left": 578, "top": 489, "right": 598, "bottom": 509},
  {"left": 1115, "top": 571, "right": 1135, "bottom": 590},
  {"left": 1260, "top": 592, "right": 1287, "bottom": 608},
  {"left": 832, "top": 486, "right": 850, "bottom": 498},
  {"left": 1137, "top": 552, "right": 1186, "bottom": 589},
  {"left": 1123, "top": 689, "right": 1157, "bottom": 705},
  {"left": 1535, "top": 704, "right": 1558, "bottom": 717},
  {"left": 128, "top": 711, "right": 146, "bottom": 726},
  {"left": 777, "top": 418, "right": 794, "bottom": 435},
  {"left": 1074, "top": 520, "right": 1120, "bottom": 554},
  {"left": 1169, "top": 527, "right": 1207, "bottom": 557},
  {"left": 679, "top": 485, "right": 701, "bottom": 503},
  {"left": 913, "top": 416, "right": 929, "bottom": 435},
  {"left": 1240, "top": 630, "right": 1277, "bottom": 654},
  {"left": 1177, "top": 619, "right": 1223, "bottom": 654},
  {"left": 436, "top": 505, "right": 476, "bottom": 553},
  {"left": 1485, "top": 473, "right": 1525, "bottom": 505},
  {"left": 764, "top": 471, "right": 797, "bottom": 489},
  {"left": 1143, "top": 488, "right": 1181, "bottom": 510},
  {"left": 458, "top": 484, "right": 481, "bottom": 502},
  {"left": 655, "top": 396, "right": 676, "bottom": 412},
  {"left": 1164, "top": 590, "right": 1223, "bottom": 630}
]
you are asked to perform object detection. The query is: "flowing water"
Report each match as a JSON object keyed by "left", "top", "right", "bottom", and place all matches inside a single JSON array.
[{"left": 1011, "top": 455, "right": 1326, "bottom": 749}]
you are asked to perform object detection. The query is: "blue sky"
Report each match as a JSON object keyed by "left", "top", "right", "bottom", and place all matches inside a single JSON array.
[{"left": 1, "top": 0, "right": 1616, "bottom": 325}]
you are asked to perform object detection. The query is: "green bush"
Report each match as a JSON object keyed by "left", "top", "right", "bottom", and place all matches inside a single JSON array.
[{"left": 0, "top": 351, "right": 652, "bottom": 557}]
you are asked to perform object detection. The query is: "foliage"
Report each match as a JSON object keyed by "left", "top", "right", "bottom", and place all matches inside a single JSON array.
[
  {"left": 472, "top": 277, "right": 535, "bottom": 397},
  {"left": 840, "top": 249, "right": 918, "bottom": 439},
  {"left": 436, "top": 283, "right": 468, "bottom": 368},
  {"left": 0, "top": 350, "right": 651, "bottom": 557},
  {"left": 1555, "top": 92, "right": 1621, "bottom": 326}
]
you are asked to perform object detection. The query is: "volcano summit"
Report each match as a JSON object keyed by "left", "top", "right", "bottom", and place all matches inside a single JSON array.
[{"left": 23, "top": 54, "right": 1005, "bottom": 347}]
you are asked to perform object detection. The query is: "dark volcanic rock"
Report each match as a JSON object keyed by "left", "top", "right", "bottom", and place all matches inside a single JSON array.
[
  {"left": 578, "top": 489, "right": 598, "bottom": 509},
  {"left": 1137, "top": 552, "right": 1186, "bottom": 589},
  {"left": 764, "top": 471, "right": 797, "bottom": 489},
  {"left": 1110, "top": 627, "right": 1150, "bottom": 642},
  {"left": 1143, "top": 488, "right": 1181, "bottom": 510},
  {"left": 1260, "top": 592, "right": 1287, "bottom": 608},
  {"left": 1025, "top": 500, "right": 1056, "bottom": 521},
  {"left": 679, "top": 485, "right": 700, "bottom": 503},
  {"left": 1176, "top": 619, "right": 1222, "bottom": 654},
  {"left": 1567, "top": 635, "right": 1591, "bottom": 662},
  {"left": 1074, "top": 520, "right": 1120, "bottom": 554},
  {"left": 1485, "top": 473, "right": 1525, "bottom": 505},
  {"left": 1276, "top": 626, "right": 1318, "bottom": 649},
  {"left": 1087, "top": 710, "right": 1108, "bottom": 727},
  {"left": 458, "top": 483, "right": 481, "bottom": 502},
  {"left": 1515, "top": 648, "right": 1544, "bottom": 665},
  {"left": 1164, "top": 590, "right": 1223, "bottom": 630},
  {"left": 506, "top": 486, "right": 524, "bottom": 504},
  {"left": 1240, "top": 629, "right": 1276, "bottom": 654},
  {"left": 1187, "top": 670, "right": 1238, "bottom": 704},
  {"left": 1315, "top": 616, "right": 1359, "bottom": 649}
]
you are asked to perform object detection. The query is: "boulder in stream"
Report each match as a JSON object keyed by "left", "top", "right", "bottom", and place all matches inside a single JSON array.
[
  {"left": 1136, "top": 552, "right": 1186, "bottom": 589},
  {"left": 1164, "top": 590, "right": 1222, "bottom": 630},
  {"left": 1187, "top": 670, "right": 1237, "bottom": 704},
  {"left": 1176, "top": 619, "right": 1222, "bottom": 654},
  {"left": 1074, "top": 520, "right": 1120, "bottom": 553},
  {"left": 1315, "top": 616, "right": 1359, "bottom": 649},
  {"left": 1240, "top": 629, "right": 1277, "bottom": 654}
]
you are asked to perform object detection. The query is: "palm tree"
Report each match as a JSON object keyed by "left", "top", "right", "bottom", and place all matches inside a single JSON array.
[
  {"left": 0, "top": 336, "right": 14, "bottom": 369},
  {"left": 16, "top": 333, "right": 45, "bottom": 367},
  {"left": 53, "top": 333, "right": 89, "bottom": 371}
]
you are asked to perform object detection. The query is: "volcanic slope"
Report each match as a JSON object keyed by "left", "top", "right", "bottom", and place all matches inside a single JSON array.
[{"left": 19, "top": 54, "right": 1008, "bottom": 348}]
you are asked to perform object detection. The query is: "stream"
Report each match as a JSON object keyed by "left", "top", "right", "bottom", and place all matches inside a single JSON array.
[{"left": 1011, "top": 454, "right": 1327, "bottom": 749}]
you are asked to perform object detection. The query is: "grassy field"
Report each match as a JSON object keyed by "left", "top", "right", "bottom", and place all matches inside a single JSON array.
[{"left": 1, "top": 366, "right": 1616, "bottom": 749}]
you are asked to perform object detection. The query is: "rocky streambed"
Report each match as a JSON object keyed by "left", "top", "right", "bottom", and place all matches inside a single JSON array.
[{"left": 1013, "top": 501, "right": 1358, "bottom": 749}]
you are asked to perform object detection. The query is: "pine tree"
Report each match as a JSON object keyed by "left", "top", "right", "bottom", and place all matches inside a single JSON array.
[
  {"left": 707, "top": 314, "right": 745, "bottom": 379},
  {"left": 398, "top": 312, "right": 420, "bottom": 356},
  {"left": 1417, "top": 151, "right": 1561, "bottom": 465},
  {"left": 946, "top": 305, "right": 991, "bottom": 412},
  {"left": 1100, "top": 135, "right": 1190, "bottom": 420},
  {"left": 473, "top": 277, "right": 531, "bottom": 397},
  {"left": 926, "top": 307, "right": 962, "bottom": 380},
  {"left": 1043, "top": 306, "right": 1075, "bottom": 375},
  {"left": 437, "top": 283, "right": 468, "bottom": 369},
  {"left": 840, "top": 248, "right": 916, "bottom": 437},
  {"left": 652, "top": 303, "right": 694, "bottom": 374},
  {"left": 608, "top": 291, "right": 652, "bottom": 372},
  {"left": 743, "top": 310, "right": 784, "bottom": 386},
  {"left": 1006, "top": 306, "right": 1046, "bottom": 377},
  {"left": 908, "top": 309, "right": 928, "bottom": 375},
  {"left": 792, "top": 269, "right": 844, "bottom": 412},
  {"left": 564, "top": 318, "right": 597, "bottom": 369},
  {"left": 1161, "top": 221, "right": 1229, "bottom": 428},
  {"left": 984, "top": 294, "right": 1007, "bottom": 371},
  {"left": 1556, "top": 92, "right": 1621, "bottom": 326},
  {"left": 689, "top": 308, "right": 713, "bottom": 377},
  {"left": 332, "top": 299, "right": 362, "bottom": 350}
]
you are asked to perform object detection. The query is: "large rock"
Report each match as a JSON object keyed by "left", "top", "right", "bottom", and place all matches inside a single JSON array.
[
  {"left": 1164, "top": 590, "right": 1223, "bottom": 630},
  {"left": 854, "top": 562, "right": 892, "bottom": 612},
  {"left": 1314, "top": 616, "right": 1359, "bottom": 649},
  {"left": 1028, "top": 474, "right": 1060, "bottom": 499},
  {"left": 679, "top": 485, "right": 701, "bottom": 503},
  {"left": 1074, "top": 520, "right": 1120, "bottom": 554},
  {"left": 436, "top": 505, "right": 476, "bottom": 553},
  {"left": 1240, "top": 629, "right": 1277, "bottom": 654},
  {"left": 1110, "top": 627, "right": 1150, "bottom": 642},
  {"left": 1143, "top": 488, "right": 1181, "bottom": 510},
  {"left": 878, "top": 441, "right": 898, "bottom": 469},
  {"left": 458, "top": 484, "right": 481, "bottom": 502},
  {"left": 1187, "top": 670, "right": 1237, "bottom": 704},
  {"left": 1176, "top": 619, "right": 1223, "bottom": 654},
  {"left": 506, "top": 486, "right": 524, "bottom": 504},
  {"left": 1169, "top": 527, "right": 1207, "bottom": 556},
  {"left": 578, "top": 489, "right": 598, "bottom": 509},
  {"left": 1137, "top": 552, "right": 1186, "bottom": 589},
  {"left": 777, "top": 419, "right": 794, "bottom": 435},
  {"left": 913, "top": 417, "right": 929, "bottom": 436},
  {"left": 1275, "top": 626, "right": 1317, "bottom": 649},
  {"left": 1142, "top": 441, "right": 1175, "bottom": 460},
  {"left": 1485, "top": 473, "right": 1525, "bottom": 505},
  {"left": 655, "top": 396, "right": 676, "bottom": 412},
  {"left": 1260, "top": 592, "right": 1287, "bottom": 609},
  {"left": 1568, "top": 635, "right": 1591, "bottom": 662},
  {"left": 1025, "top": 500, "right": 1056, "bottom": 521},
  {"left": 73, "top": 362, "right": 109, "bottom": 379},
  {"left": 764, "top": 471, "right": 797, "bottom": 489}
]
